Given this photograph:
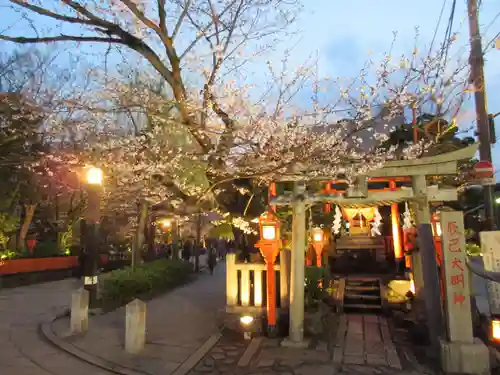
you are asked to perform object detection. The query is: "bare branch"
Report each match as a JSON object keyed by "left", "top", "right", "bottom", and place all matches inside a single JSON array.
[
  {"left": 8, "top": 0, "right": 97, "bottom": 26},
  {"left": 0, "top": 34, "right": 124, "bottom": 44}
]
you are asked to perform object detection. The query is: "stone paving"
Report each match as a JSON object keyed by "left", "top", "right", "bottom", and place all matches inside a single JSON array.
[
  {"left": 0, "top": 278, "right": 113, "bottom": 375},
  {"left": 333, "top": 314, "right": 401, "bottom": 368},
  {"left": 190, "top": 333, "right": 248, "bottom": 374},
  {"left": 49, "top": 264, "right": 227, "bottom": 375},
  {"left": 186, "top": 313, "right": 438, "bottom": 375},
  {"left": 0, "top": 268, "right": 445, "bottom": 375}
]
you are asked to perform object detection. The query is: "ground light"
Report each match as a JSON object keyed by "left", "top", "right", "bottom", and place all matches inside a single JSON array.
[
  {"left": 240, "top": 315, "right": 254, "bottom": 340},
  {"left": 492, "top": 320, "right": 500, "bottom": 341}
]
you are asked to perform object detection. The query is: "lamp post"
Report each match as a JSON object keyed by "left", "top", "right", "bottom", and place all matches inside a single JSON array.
[
  {"left": 84, "top": 166, "right": 103, "bottom": 307},
  {"left": 311, "top": 227, "right": 325, "bottom": 267},
  {"left": 255, "top": 210, "right": 281, "bottom": 337}
]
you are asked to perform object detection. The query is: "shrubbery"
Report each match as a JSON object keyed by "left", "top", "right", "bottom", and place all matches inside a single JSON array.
[{"left": 99, "top": 259, "right": 193, "bottom": 310}]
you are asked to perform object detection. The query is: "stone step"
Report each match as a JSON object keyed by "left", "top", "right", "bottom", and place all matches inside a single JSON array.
[
  {"left": 343, "top": 303, "right": 382, "bottom": 310},
  {"left": 345, "top": 285, "right": 379, "bottom": 291},
  {"left": 344, "top": 293, "right": 380, "bottom": 300}
]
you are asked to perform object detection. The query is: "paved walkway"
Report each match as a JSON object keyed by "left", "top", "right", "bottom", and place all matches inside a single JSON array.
[
  {"left": 50, "top": 264, "right": 227, "bottom": 375},
  {"left": 0, "top": 278, "right": 113, "bottom": 375},
  {"left": 188, "top": 313, "right": 437, "bottom": 375}
]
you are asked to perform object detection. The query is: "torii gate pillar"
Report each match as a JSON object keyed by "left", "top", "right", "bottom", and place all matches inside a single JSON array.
[
  {"left": 412, "top": 175, "right": 445, "bottom": 351},
  {"left": 282, "top": 182, "right": 309, "bottom": 348}
]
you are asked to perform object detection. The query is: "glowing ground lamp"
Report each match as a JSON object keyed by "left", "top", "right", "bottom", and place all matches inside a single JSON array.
[
  {"left": 492, "top": 320, "right": 500, "bottom": 342},
  {"left": 255, "top": 210, "right": 281, "bottom": 337},
  {"left": 311, "top": 227, "right": 325, "bottom": 267},
  {"left": 240, "top": 315, "right": 255, "bottom": 340}
]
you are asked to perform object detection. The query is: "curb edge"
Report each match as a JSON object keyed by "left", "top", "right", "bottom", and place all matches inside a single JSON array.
[{"left": 39, "top": 312, "right": 148, "bottom": 375}]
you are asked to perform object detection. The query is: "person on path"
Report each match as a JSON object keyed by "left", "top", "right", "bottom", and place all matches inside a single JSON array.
[
  {"left": 77, "top": 249, "right": 86, "bottom": 279},
  {"left": 182, "top": 240, "right": 191, "bottom": 262},
  {"left": 207, "top": 246, "right": 216, "bottom": 275}
]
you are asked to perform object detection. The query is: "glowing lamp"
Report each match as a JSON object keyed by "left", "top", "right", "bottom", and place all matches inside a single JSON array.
[
  {"left": 255, "top": 210, "right": 281, "bottom": 335},
  {"left": 258, "top": 211, "right": 279, "bottom": 241},
  {"left": 161, "top": 219, "right": 171, "bottom": 229},
  {"left": 262, "top": 225, "right": 276, "bottom": 240},
  {"left": 312, "top": 227, "right": 324, "bottom": 243},
  {"left": 240, "top": 315, "right": 254, "bottom": 340},
  {"left": 86, "top": 167, "right": 103, "bottom": 185},
  {"left": 240, "top": 315, "right": 254, "bottom": 326},
  {"left": 496, "top": 197, "right": 500, "bottom": 204},
  {"left": 492, "top": 320, "right": 500, "bottom": 341}
]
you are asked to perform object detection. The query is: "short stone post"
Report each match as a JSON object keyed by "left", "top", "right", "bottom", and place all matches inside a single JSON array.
[
  {"left": 439, "top": 211, "right": 490, "bottom": 375},
  {"left": 125, "top": 299, "right": 146, "bottom": 354},
  {"left": 70, "top": 288, "right": 89, "bottom": 334}
]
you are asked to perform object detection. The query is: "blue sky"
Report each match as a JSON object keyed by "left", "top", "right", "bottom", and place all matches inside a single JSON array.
[{"left": 1, "top": 0, "right": 500, "bottom": 166}]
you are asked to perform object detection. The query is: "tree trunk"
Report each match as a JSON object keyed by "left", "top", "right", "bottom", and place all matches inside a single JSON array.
[
  {"left": 132, "top": 201, "right": 148, "bottom": 268},
  {"left": 18, "top": 204, "right": 37, "bottom": 253},
  {"left": 145, "top": 213, "right": 155, "bottom": 259}
]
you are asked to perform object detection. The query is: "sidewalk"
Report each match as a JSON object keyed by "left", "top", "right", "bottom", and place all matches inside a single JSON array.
[
  {"left": 49, "top": 264, "right": 228, "bottom": 375},
  {"left": 0, "top": 278, "right": 112, "bottom": 375}
]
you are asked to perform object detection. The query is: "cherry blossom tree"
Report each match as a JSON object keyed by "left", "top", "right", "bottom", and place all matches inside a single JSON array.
[
  {"left": 0, "top": 48, "right": 91, "bottom": 251},
  {"left": 0, "top": 2, "right": 475, "bottom": 252}
]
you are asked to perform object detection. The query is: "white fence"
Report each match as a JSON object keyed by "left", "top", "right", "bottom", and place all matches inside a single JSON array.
[{"left": 225, "top": 251, "right": 290, "bottom": 313}]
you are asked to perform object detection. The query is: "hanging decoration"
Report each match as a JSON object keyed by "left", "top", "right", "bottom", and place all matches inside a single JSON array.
[
  {"left": 371, "top": 207, "right": 382, "bottom": 236},
  {"left": 402, "top": 202, "right": 414, "bottom": 230},
  {"left": 333, "top": 205, "right": 342, "bottom": 234}
]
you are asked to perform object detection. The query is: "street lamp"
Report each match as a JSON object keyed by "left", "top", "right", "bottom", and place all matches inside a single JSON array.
[
  {"left": 84, "top": 166, "right": 103, "bottom": 307},
  {"left": 255, "top": 210, "right": 281, "bottom": 337}
]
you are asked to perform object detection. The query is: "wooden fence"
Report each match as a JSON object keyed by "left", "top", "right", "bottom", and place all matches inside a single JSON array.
[{"left": 225, "top": 251, "right": 290, "bottom": 314}]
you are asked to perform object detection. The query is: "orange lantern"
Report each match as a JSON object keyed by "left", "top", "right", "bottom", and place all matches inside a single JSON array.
[
  {"left": 311, "top": 227, "right": 325, "bottom": 267},
  {"left": 255, "top": 210, "right": 281, "bottom": 336}
]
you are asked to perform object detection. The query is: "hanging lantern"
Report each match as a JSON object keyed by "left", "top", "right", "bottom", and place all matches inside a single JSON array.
[{"left": 311, "top": 227, "right": 325, "bottom": 267}]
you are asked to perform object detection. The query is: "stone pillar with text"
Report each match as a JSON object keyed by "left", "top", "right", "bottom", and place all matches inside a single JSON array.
[{"left": 439, "top": 211, "right": 490, "bottom": 375}]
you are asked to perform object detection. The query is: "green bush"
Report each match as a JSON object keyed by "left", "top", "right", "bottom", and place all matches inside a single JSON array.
[
  {"left": 100, "top": 259, "right": 193, "bottom": 310},
  {"left": 31, "top": 240, "right": 62, "bottom": 258},
  {"left": 304, "top": 266, "right": 328, "bottom": 308}
]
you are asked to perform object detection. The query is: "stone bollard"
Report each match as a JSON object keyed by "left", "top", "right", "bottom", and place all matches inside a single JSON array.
[
  {"left": 70, "top": 288, "right": 89, "bottom": 334},
  {"left": 125, "top": 299, "right": 146, "bottom": 354}
]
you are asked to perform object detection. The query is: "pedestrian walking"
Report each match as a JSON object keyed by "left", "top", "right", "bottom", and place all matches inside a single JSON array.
[{"left": 207, "top": 246, "right": 216, "bottom": 275}]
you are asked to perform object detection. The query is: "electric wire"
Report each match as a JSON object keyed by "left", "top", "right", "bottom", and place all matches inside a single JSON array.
[{"left": 428, "top": 0, "right": 448, "bottom": 56}]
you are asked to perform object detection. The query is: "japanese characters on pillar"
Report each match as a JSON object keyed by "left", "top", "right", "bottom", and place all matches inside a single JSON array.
[{"left": 440, "top": 211, "right": 474, "bottom": 343}]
